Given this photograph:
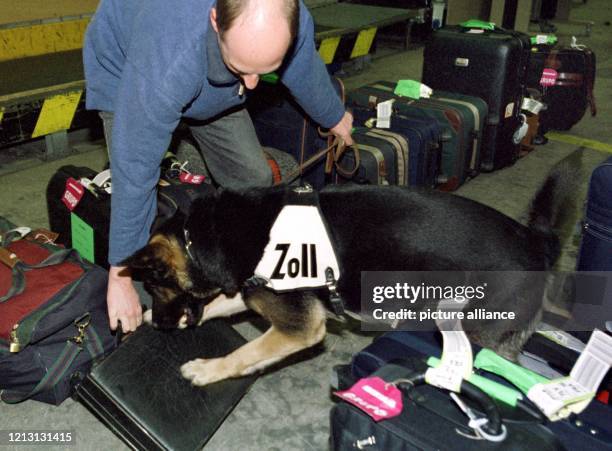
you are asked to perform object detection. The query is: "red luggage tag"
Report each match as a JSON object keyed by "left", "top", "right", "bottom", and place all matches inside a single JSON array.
[
  {"left": 62, "top": 177, "right": 85, "bottom": 211},
  {"left": 334, "top": 377, "right": 403, "bottom": 421},
  {"left": 179, "top": 172, "right": 205, "bottom": 185},
  {"left": 540, "top": 68, "right": 559, "bottom": 87}
]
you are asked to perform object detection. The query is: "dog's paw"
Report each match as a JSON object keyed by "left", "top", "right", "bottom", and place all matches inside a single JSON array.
[
  {"left": 180, "top": 358, "right": 228, "bottom": 386},
  {"left": 143, "top": 309, "right": 153, "bottom": 325}
]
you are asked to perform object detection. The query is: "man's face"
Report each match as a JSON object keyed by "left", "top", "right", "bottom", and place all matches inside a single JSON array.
[{"left": 211, "top": 6, "right": 292, "bottom": 90}]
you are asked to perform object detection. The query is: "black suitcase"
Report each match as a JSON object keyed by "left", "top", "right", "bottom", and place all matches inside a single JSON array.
[
  {"left": 75, "top": 320, "right": 256, "bottom": 451},
  {"left": 331, "top": 361, "right": 565, "bottom": 450},
  {"left": 346, "top": 331, "right": 612, "bottom": 451},
  {"left": 46, "top": 165, "right": 111, "bottom": 267},
  {"left": 46, "top": 165, "right": 216, "bottom": 269},
  {"left": 422, "top": 24, "right": 531, "bottom": 170},
  {"left": 526, "top": 43, "right": 596, "bottom": 133}
]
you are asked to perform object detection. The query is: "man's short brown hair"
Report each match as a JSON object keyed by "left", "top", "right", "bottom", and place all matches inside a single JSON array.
[{"left": 216, "top": 0, "right": 299, "bottom": 41}]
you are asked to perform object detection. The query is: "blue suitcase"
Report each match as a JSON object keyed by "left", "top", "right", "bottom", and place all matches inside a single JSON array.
[
  {"left": 348, "top": 109, "right": 442, "bottom": 187},
  {"left": 577, "top": 157, "right": 612, "bottom": 270},
  {"left": 350, "top": 331, "right": 612, "bottom": 451}
]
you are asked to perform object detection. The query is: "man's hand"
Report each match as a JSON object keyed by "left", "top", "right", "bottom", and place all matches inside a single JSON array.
[
  {"left": 107, "top": 266, "right": 143, "bottom": 332},
  {"left": 330, "top": 111, "right": 354, "bottom": 146}
]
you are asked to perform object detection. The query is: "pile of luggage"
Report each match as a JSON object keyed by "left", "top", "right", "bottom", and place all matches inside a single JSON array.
[{"left": 248, "top": 20, "right": 596, "bottom": 192}]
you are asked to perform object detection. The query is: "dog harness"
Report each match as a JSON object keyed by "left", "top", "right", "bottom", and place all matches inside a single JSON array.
[{"left": 249, "top": 186, "right": 345, "bottom": 315}]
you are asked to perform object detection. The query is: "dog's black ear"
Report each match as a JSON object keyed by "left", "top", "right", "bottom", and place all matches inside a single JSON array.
[{"left": 121, "top": 234, "right": 179, "bottom": 280}]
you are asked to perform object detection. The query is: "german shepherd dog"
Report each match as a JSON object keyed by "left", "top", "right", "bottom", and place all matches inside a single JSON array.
[{"left": 123, "top": 164, "right": 575, "bottom": 387}]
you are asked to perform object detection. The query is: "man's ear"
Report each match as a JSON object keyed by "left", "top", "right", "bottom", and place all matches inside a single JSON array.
[{"left": 210, "top": 7, "right": 219, "bottom": 34}]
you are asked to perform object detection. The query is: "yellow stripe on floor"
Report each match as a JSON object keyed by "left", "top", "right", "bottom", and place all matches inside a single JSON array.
[
  {"left": 0, "top": 18, "right": 90, "bottom": 61},
  {"left": 547, "top": 132, "right": 612, "bottom": 154},
  {"left": 351, "top": 27, "right": 377, "bottom": 59},
  {"left": 0, "top": 107, "right": 4, "bottom": 124},
  {"left": 32, "top": 90, "right": 83, "bottom": 138}
]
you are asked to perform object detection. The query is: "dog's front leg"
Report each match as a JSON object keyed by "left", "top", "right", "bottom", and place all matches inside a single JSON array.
[
  {"left": 181, "top": 322, "right": 326, "bottom": 386},
  {"left": 182, "top": 290, "right": 327, "bottom": 386},
  {"left": 197, "top": 292, "right": 248, "bottom": 325}
]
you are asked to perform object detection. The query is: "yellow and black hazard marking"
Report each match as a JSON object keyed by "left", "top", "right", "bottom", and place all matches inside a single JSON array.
[
  {"left": 546, "top": 132, "right": 612, "bottom": 155},
  {"left": 0, "top": 16, "right": 91, "bottom": 62},
  {"left": 0, "top": 86, "right": 87, "bottom": 147},
  {"left": 316, "top": 27, "right": 378, "bottom": 65}
]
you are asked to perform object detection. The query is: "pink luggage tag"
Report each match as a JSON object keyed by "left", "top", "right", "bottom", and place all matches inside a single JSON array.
[
  {"left": 540, "top": 68, "right": 559, "bottom": 87},
  {"left": 334, "top": 377, "right": 403, "bottom": 421},
  {"left": 179, "top": 172, "right": 205, "bottom": 184},
  {"left": 62, "top": 177, "right": 85, "bottom": 211}
]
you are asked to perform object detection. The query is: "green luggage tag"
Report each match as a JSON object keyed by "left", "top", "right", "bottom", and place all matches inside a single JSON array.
[
  {"left": 530, "top": 34, "right": 558, "bottom": 45},
  {"left": 474, "top": 348, "right": 549, "bottom": 394},
  {"left": 427, "top": 356, "right": 522, "bottom": 407},
  {"left": 394, "top": 80, "right": 432, "bottom": 100},
  {"left": 459, "top": 19, "right": 496, "bottom": 30}
]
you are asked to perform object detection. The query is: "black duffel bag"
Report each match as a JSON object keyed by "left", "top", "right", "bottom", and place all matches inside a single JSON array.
[{"left": 0, "top": 217, "right": 117, "bottom": 405}]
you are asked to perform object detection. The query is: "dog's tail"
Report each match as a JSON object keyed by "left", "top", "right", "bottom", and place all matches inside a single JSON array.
[{"left": 527, "top": 151, "right": 583, "bottom": 258}]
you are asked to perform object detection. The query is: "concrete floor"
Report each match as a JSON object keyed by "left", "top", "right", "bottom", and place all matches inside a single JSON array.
[{"left": 1, "top": 1, "right": 611, "bottom": 450}]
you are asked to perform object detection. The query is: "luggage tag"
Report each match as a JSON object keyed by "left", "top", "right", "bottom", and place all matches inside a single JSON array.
[
  {"left": 62, "top": 177, "right": 85, "bottom": 211},
  {"left": 376, "top": 99, "right": 395, "bottom": 129},
  {"left": 527, "top": 329, "right": 612, "bottom": 421},
  {"left": 540, "top": 68, "right": 559, "bottom": 87},
  {"left": 334, "top": 376, "right": 403, "bottom": 421},
  {"left": 179, "top": 172, "right": 205, "bottom": 185},
  {"left": 531, "top": 34, "right": 558, "bottom": 45},
  {"left": 394, "top": 80, "right": 433, "bottom": 100},
  {"left": 425, "top": 299, "right": 473, "bottom": 393}
]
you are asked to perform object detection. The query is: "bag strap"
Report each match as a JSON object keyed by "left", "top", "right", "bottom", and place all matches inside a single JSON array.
[{"left": 0, "top": 248, "right": 83, "bottom": 303}]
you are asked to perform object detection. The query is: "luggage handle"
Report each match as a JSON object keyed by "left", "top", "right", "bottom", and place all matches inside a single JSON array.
[
  {"left": 384, "top": 360, "right": 505, "bottom": 440},
  {"left": 279, "top": 135, "right": 361, "bottom": 185}
]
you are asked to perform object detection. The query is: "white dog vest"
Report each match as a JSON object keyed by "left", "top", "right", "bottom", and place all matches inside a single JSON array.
[{"left": 253, "top": 203, "right": 340, "bottom": 292}]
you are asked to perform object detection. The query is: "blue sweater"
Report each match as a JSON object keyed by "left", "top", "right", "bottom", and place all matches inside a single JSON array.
[{"left": 83, "top": 0, "right": 344, "bottom": 265}]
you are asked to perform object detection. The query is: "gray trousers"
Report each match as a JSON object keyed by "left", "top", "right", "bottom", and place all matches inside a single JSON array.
[{"left": 99, "top": 107, "right": 272, "bottom": 189}]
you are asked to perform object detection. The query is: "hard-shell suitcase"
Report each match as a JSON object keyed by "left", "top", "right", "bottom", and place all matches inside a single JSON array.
[
  {"left": 349, "top": 109, "right": 441, "bottom": 188},
  {"left": 526, "top": 44, "right": 596, "bottom": 133},
  {"left": 430, "top": 90, "right": 488, "bottom": 177},
  {"left": 577, "top": 156, "right": 612, "bottom": 270},
  {"left": 46, "top": 165, "right": 111, "bottom": 267},
  {"left": 347, "top": 82, "right": 472, "bottom": 190},
  {"left": 422, "top": 24, "right": 531, "bottom": 170},
  {"left": 47, "top": 166, "right": 216, "bottom": 269},
  {"left": 75, "top": 321, "right": 256, "bottom": 451},
  {"left": 336, "top": 128, "right": 403, "bottom": 186},
  {"left": 246, "top": 77, "right": 344, "bottom": 189}
]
